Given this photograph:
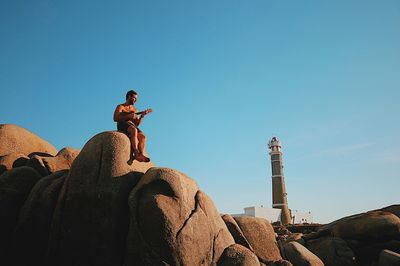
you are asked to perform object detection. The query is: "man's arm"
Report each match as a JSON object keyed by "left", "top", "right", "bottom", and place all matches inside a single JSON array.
[
  {"left": 113, "top": 105, "right": 134, "bottom": 122},
  {"left": 134, "top": 109, "right": 152, "bottom": 126},
  {"left": 135, "top": 115, "right": 144, "bottom": 126}
]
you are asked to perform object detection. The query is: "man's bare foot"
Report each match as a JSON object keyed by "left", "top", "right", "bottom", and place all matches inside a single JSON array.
[
  {"left": 127, "top": 153, "right": 134, "bottom": 165},
  {"left": 134, "top": 153, "right": 150, "bottom": 163}
]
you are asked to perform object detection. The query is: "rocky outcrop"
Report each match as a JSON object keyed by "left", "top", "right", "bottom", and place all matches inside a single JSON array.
[
  {"left": 222, "top": 214, "right": 254, "bottom": 252},
  {"left": 218, "top": 244, "right": 260, "bottom": 266},
  {"left": 234, "top": 216, "right": 282, "bottom": 264},
  {"left": 302, "top": 210, "right": 400, "bottom": 265},
  {"left": 0, "top": 124, "right": 57, "bottom": 157},
  {"left": 0, "top": 166, "right": 42, "bottom": 260},
  {"left": 9, "top": 170, "right": 68, "bottom": 266},
  {"left": 0, "top": 152, "right": 29, "bottom": 175},
  {"left": 285, "top": 233, "right": 305, "bottom": 245},
  {"left": 1, "top": 124, "right": 399, "bottom": 266},
  {"left": 46, "top": 131, "right": 153, "bottom": 266},
  {"left": 328, "top": 211, "right": 400, "bottom": 241},
  {"left": 124, "top": 167, "right": 234, "bottom": 265},
  {"left": 26, "top": 147, "right": 80, "bottom": 176},
  {"left": 266, "top": 259, "right": 293, "bottom": 266},
  {"left": 379, "top": 205, "right": 400, "bottom": 219},
  {"left": 346, "top": 239, "right": 400, "bottom": 265},
  {"left": 306, "top": 237, "right": 357, "bottom": 266},
  {"left": 281, "top": 241, "right": 324, "bottom": 266}
]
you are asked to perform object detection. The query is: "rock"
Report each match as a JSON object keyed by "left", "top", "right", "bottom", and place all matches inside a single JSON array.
[
  {"left": 222, "top": 214, "right": 254, "bottom": 252},
  {"left": 124, "top": 167, "right": 234, "bottom": 266},
  {"left": 234, "top": 216, "right": 282, "bottom": 264},
  {"left": 46, "top": 131, "right": 153, "bottom": 266},
  {"left": 218, "top": 244, "right": 259, "bottom": 266},
  {"left": 379, "top": 205, "right": 400, "bottom": 219},
  {"left": 307, "top": 237, "right": 356, "bottom": 266},
  {"left": 329, "top": 211, "right": 400, "bottom": 242},
  {"left": 346, "top": 239, "right": 400, "bottom": 265},
  {"left": 266, "top": 259, "right": 293, "bottom": 266},
  {"left": 26, "top": 147, "right": 80, "bottom": 176},
  {"left": 0, "top": 124, "right": 57, "bottom": 157},
  {"left": 0, "top": 153, "right": 29, "bottom": 175},
  {"left": 0, "top": 166, "right": 42, "bottom": 261},
  {"left": 272, "top": 221, "right": 283, "bottom": 226},
  {"left": 286, "top": 233, "right": 305, "bottom": 245},
  {"left": 9, "top": 170, "right": 68, "bottom": 266},
  {"left": 377, "top": 249, "right": 400, "bottom": 266},
  {"left": 281, "top": 241, "right": 324, "bottom": 266},
  {"left": 278, "top": 233, "right": 306, "bottom": 253}
]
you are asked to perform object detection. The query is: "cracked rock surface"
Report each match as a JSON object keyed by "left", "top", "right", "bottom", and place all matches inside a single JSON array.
[
  {"left": 124, "top": 167, "right": 234, "bottom": 266},
  {"left": 234, "top": 216, "right": 282, "bottom": 264}
]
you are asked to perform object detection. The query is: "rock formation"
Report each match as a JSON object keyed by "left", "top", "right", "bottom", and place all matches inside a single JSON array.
[
  {"left": 46, "top": 131, "right": 154, "bottom": 266},
  {"left": 0, "top": 124, "right": 399, "bottom": 266},
  {"left": 0, "top": 124, "right": 57, "bottom": 157},
  {"left": 26, "top": 147, "right": 80, "bottom": 176},
  {"left": 233, "top": 216, "right": 282, "bottom": 264},
  {"left": 218, "top": 244, "right": 260, "bottom": 266},
  {"left": 124, "top": 167, "right": 234, "bottom": 265},
  {"left": 280, "top": 241, "right": 324, "bottom": 266}
]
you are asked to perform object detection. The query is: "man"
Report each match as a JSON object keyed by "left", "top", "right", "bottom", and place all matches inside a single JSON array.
[{"left": 113, "top": 90, "right": 151, "bottom": 162}]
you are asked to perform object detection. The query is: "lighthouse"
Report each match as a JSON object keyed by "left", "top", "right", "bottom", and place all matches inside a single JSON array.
[{"left": 268, "top": 136, "right": 292, "bottom": 225}]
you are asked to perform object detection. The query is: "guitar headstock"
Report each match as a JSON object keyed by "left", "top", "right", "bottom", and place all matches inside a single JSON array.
[{"left": 143, "top": 108, "right": 153, "bottom": 115}]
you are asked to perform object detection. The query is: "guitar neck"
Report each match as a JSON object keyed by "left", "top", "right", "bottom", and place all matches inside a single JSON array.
[{"left": 122, "top": 110, "right": 146, "bottom": 115}]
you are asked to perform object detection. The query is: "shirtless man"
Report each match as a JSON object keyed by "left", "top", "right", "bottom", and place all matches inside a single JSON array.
[{"left": 113, "top": 90, "right": 151, "bottom": 162}]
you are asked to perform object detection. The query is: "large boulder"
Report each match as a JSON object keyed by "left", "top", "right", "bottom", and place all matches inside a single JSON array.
[
  {"left": 222, "top": 214, "right": 254, "bottom": 252},
  {"left": 46, "top": 131, "right": 154, "bottom": 266},
  {"left": 9, "top": 170, "right": 68, "bottom": 266},
  {"left": 218, "top": 244, "right": 259, "bottom": 266},
  {"left": 266, "top": 260, "right": 293, "bottom": 266},
  {"left": 328, "top": 211, "right": 400, "bottom": 241},
  {"left": 346, "top": 239, "right": 400, "bottom": 265},
  {"left": 285, "top": 233, "right": 305, "bottom": 246},
  {"left": 233, "top": 216, "right": 282, "bottom": 264},
  {"left": 26, "top": 147, "right": 80, "bottom": 176},
  {"left": 281, "top": 241, "right": 324, "bottom": 266},
  {"left": 124, "top": 167, "right": 234, "bottom": 266},
  {"left": 0, "top": 153, "right": 29, "bottom": 175},
  {"left": 379, "top": 205, "right": 400, "bottom": 219},
  {"left": 0, "top": 166, "right": 42, "bottom": 260},
  {"left": 0, "top": 124, "right": 57, "bottom": 156},
  {"left": 307, "top": 237, "right": 356, "bottom": 266}
]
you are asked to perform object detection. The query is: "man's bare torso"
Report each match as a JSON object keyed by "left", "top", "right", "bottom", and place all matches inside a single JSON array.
[{"left": 116, "top": 103, "right": 138, "bottom": 123}]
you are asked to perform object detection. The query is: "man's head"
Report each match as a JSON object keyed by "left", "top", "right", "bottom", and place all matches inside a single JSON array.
[{"left": 126, "top": 90, "right": 138, "bottom": 105}]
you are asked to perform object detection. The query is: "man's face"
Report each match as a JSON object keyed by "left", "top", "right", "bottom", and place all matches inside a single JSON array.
[{"left": 128, "top": 94, "right": 138, "bottom": 105}]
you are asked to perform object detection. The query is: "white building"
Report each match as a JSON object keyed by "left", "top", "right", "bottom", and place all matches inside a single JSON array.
[{"left": 234, "top": 206, "right": 313, "bottom": 224}]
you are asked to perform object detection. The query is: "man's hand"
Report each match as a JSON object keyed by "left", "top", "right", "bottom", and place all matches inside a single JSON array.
[{"left": 140, "top": 108, "right": 153, "bottom": 118}]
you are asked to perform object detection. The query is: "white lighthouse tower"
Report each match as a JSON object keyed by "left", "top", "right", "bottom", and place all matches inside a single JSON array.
[{"left": 268, "top": 136, "right": 292, "bottom": 225}]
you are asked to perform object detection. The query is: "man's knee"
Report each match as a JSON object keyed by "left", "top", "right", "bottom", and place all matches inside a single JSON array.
[
  {"left": 127, "top": 126, "right": 138, "bottom": 136},
  {"left": 138, "top": 132, "right": 146, "bottom": 140}
]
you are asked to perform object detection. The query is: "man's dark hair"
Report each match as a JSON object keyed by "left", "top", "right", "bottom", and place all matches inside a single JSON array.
[{"left": 126, "top": 90, "right": 137, "bottom": 100}]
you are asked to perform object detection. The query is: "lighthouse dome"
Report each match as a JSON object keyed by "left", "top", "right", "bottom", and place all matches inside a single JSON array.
[{"left": 268, "top": 136, "right": 281, "bottom": 149}]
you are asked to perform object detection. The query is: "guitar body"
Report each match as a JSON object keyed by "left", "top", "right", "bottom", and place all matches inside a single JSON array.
[{"left": 121, "top": 108, "right": 153, "bottom": 126}]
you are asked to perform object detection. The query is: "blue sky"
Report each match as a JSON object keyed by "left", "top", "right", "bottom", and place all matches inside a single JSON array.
[{"left": 1, "top": 1, "right": 399, "bottom": 223}]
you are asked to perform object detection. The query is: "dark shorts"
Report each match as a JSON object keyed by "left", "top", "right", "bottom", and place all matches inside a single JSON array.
[{"left": 117, "top": 121, "right": 142, "bottom": 136}]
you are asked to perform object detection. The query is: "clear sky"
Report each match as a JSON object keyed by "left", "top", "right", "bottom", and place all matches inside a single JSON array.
[{"left": 1, "top": 1, "right": 399, "bottom": 223}]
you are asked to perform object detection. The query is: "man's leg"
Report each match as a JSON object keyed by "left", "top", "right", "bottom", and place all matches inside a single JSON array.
[
  {"left": 137, "top": 132, "right": 146, "bottom": 155},
  {"left": 128, "top": 126, "right": 148, "bottom": 162},
  {"left": 127, "top": 126, "right": 139, "bottom": 155},
  {"left": 137, "top": 132, "right": 150, "bottom": 162}
]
